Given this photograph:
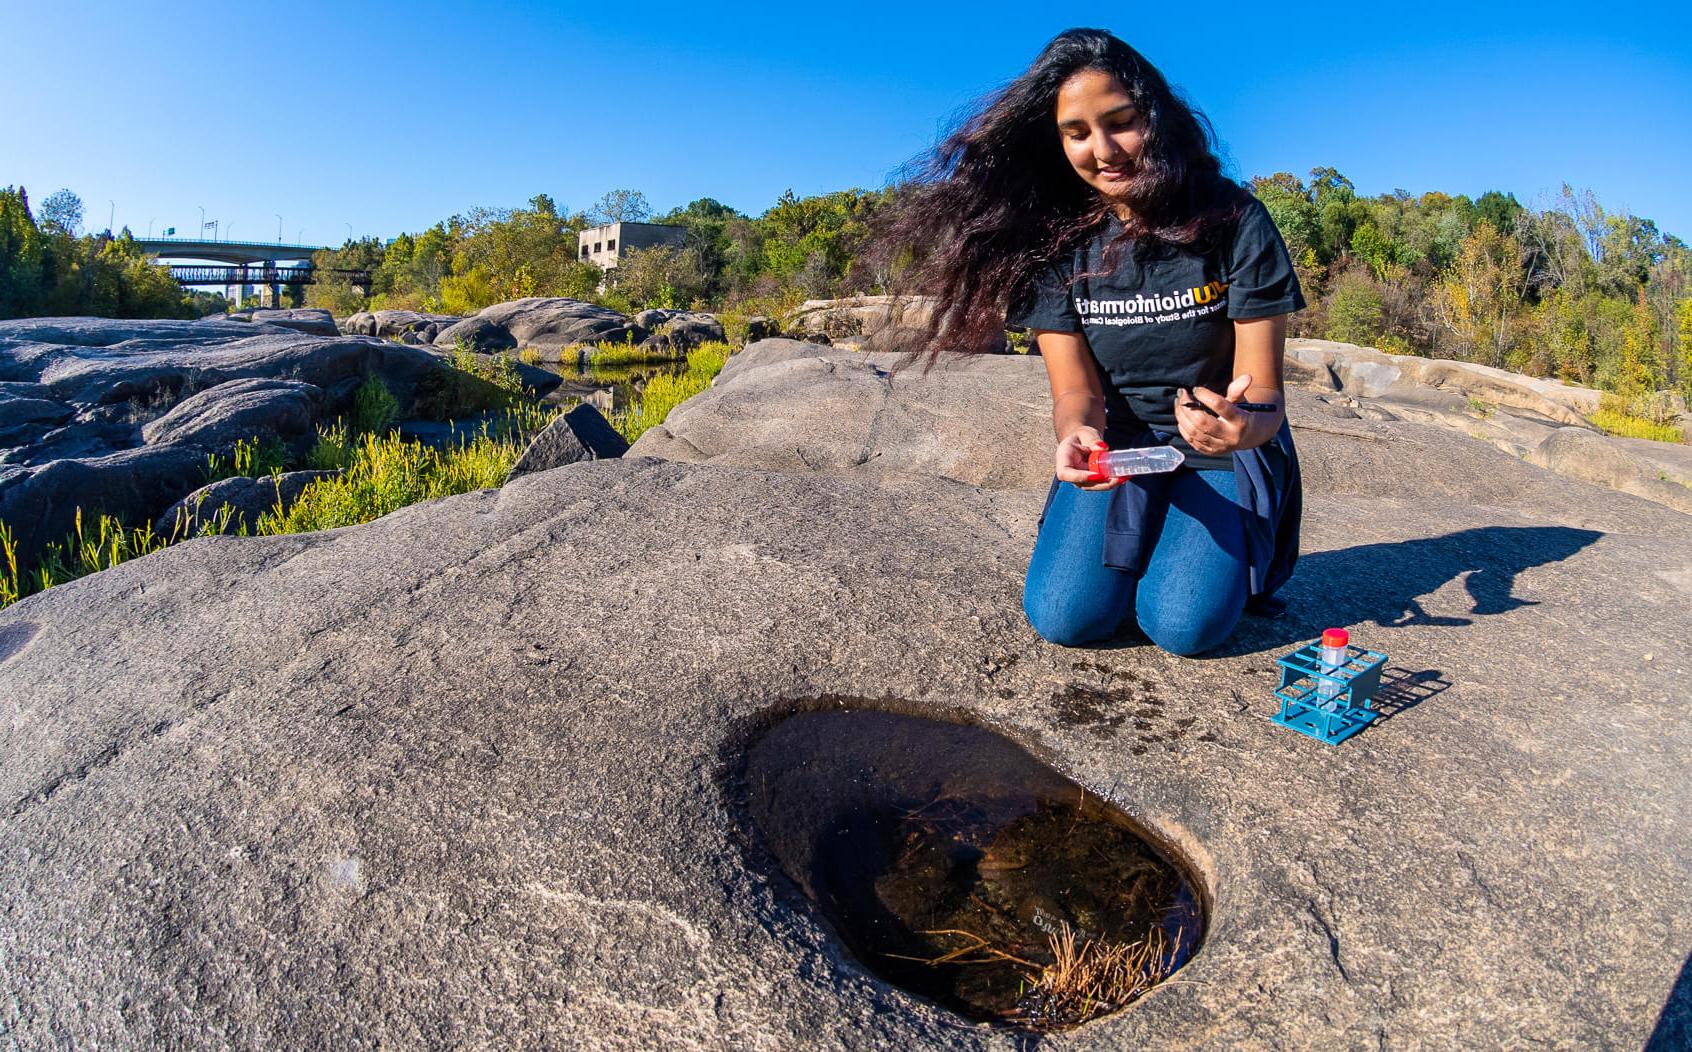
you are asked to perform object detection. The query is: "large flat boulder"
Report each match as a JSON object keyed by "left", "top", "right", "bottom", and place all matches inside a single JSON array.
[
  {"left": 1285, "top": 338, "right": 1604, "bottom": 424},
  {"left": 1285, "top": 339, "right": 1692, "bottom": 516},
  {"left": 0, "top": 351, "right": 1687, "bottom": 1048},
  {"left": 629, "top": 339, "right": 1051, "bottom": 489},
  {"left": 225, "top": 308, "right": 340, "bottom": 337},
  {"left": 789, "top": 294, "right": 937, "bottom": 340}
]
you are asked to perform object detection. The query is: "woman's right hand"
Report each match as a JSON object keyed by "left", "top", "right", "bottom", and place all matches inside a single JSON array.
[{"left": 1055, "top": 426, "right": 1123, "bottom": 491}]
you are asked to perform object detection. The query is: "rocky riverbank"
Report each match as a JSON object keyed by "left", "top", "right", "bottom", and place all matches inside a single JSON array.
[{"left": 0, "top": 339, "right": 1687, "bottom": 1048}]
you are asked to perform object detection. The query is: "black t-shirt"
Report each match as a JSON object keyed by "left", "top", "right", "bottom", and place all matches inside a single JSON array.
[{"left": 1008, "top": 196, "right": 1305, "bottom": 470}]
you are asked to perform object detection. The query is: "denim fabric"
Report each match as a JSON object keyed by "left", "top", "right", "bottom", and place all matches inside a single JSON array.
[{"left": 1023, "top": 469, "right": 1247, "bottom": 655}]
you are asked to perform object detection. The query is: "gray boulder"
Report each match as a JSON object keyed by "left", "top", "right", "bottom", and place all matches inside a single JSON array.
[
  {"left": 0, "top": 370, "right": 1689, "bottom": 1047},
  {"left": 0, "top": 386, "right": 73, "bottom": 448},
  {"left": 629, "top": 338, "right": 1051, "bottom": 489},
  {"left": 633, "top": 309, "right": 726, "bottom": 353},
  {"left": 504, "top": 403, "right": 628, "bottom": 482},
  {"left": 1525, "top": 427, "right": 1692, "bottom": 516},
  {"left": 0, "top": 318, "right": 451, "bottom": 420},
  {"left": 342, "top": 310, "right": 462, "bottom": 342},
  {"left": 1281, "top": 339, "right": 1692, "bottom": 516},
  {"left": 153, "top": 470, "right": 339, "bottom": 537},
  {"left": 140, "top": 378, "right": 322, "bottom": 449},
  {"left": 434, "top": 298, "right": 646, "bottom": 361},
  {"left": 432, "top": 315, "right": 516, "bottom": 354},
  {"left": 1285, "top": 339, "right": 1600, "bottom": 426},
  {"left": 789, "top": 295, "right": 937, "bottom": 340},
  {"left": 225, "top": 309, "right": 340, "bottom": 337},
  {"left": 0, "top": 444, "right": 207, "bottom": 565}
]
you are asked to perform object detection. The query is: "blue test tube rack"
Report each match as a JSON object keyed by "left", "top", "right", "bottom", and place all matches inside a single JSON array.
[{"left": 1271, "top": 640, "right": 1388, "bottom": 745}]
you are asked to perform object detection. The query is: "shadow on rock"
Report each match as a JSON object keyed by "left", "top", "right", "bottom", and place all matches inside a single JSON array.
[
  {"left": 1221, "top": 525, "right": 1603, "bottom": 656},
  {"left": 1647, "top": 950, "right": 1692, "bottom": 1051}
]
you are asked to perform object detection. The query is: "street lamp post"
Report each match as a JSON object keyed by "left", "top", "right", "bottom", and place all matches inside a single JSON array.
[
  {"left": 276, "top": 214, "right": 283, "bottom": 243},
  {"left": 198, "top": 206, "right": 205, "bottom": 240},
  {"left": 108, "top": 200, "right": 115, "bottom": 234}
]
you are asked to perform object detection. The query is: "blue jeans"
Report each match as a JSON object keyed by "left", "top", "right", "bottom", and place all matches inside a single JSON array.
[{"left": 1023, "top": 469, "right": 1247, "bottom": 656}]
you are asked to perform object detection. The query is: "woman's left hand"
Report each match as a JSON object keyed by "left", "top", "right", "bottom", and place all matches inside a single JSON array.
[{"left": 1174, "top": 374, "right": 1256, "bottom": 456}]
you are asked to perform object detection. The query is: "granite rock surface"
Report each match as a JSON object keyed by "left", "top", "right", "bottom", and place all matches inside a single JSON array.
[{"left": 0, "top": 350, "right": 1688, "bottom": 1050}]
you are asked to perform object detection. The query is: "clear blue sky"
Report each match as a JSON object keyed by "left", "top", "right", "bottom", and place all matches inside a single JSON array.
[{"left": 3, "top": 1, "right": 1689, "bottom": 246}]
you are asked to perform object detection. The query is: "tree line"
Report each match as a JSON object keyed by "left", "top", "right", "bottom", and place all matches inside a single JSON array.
[
  {"left": 1252, "top": 170, "right": 1691, "bottom": 421},
  {"left": 0, "top": 187, "right": 222, "bottom": 319},
  {"left": 5, "top": 177, "right": 1689, "bottom": 423},
  {"left": 305, "top": 187, "right": 889, "bottom": 320}
]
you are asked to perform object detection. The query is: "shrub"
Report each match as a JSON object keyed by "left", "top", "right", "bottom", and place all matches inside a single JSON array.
[
  {"left": 1589, "top": 395, "right": 1685, "bottom": 443},
  {"left": 350, "top": 377, "right": 401, "bottom": 435},
  {"left": 1325, "top": 270, "right": 1386, "bottom": 348},
  {"left": 256, "top": 425, "right": 535, "bottom": 534}
]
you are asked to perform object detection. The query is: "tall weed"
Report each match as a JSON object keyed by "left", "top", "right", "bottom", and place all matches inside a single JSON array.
[
  {"left": 204, "top": 435, "right": 290, "bottom": 482},
  {"left": 256, "top": 425, "right": 534, "bottom": 534},
  {"left": 612, "top": 341, "right": 733, "bottom": 442},
  {"left": 0, "top": 511, "right": 172, "bottom": 609}
]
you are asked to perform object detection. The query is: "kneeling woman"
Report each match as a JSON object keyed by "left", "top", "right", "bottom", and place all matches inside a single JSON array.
[{"left": 881, "top": 28, "right": 1304, "bottom": 655}]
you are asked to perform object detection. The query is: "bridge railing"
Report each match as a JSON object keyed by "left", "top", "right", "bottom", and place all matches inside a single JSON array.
[{"left": 167, "top": 265, "right": 372, "bottom": 286}]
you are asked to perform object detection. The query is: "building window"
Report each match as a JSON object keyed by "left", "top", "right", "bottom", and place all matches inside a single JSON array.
[
  {"left": 594, "top": 242, "right": 602, "bottom": 253},
  {"left": 581, "top": 245, "right": 589, "bottom": 258},
  {"left": 607, "top": 238, "right": 616, "bottom": 251}
]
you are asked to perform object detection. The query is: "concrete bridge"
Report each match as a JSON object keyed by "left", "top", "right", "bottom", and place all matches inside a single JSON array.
[
  {"left": 141, "top": 239, "right": 370, "bottom": 304},
  {"left": 137, "top": 237, "right": 326, "bottom": 265}
]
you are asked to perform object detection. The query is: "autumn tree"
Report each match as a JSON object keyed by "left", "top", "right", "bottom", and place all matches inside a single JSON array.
[{"left": 1435, "top": 221, "right": 1529, "bottom": 368}]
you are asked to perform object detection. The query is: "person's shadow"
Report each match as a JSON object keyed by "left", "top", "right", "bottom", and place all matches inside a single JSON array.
[
  {"left": 1219, "top": 525, "right": 1603, "bottom": 656},
  {"left": 1647, "top": 950, "right": 1692, "bottom": 1050}
]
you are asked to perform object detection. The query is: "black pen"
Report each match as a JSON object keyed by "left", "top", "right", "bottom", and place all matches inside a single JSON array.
[{"left": 1182, "top": 399, "right": 1281, "bottom": 414}]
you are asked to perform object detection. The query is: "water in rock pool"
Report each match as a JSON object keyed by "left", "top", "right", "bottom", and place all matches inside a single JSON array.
[{"left": 742, "top": 707, "right": 1205, "bottom": 1030}]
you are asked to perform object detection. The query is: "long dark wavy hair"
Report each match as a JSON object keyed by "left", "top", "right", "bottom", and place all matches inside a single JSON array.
[{"left": 871, "top": 28, "right": 1249, "bottom": 355}]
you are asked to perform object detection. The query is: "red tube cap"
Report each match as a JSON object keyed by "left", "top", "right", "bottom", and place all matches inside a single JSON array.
[{"left": 1321, "top": 628, "right": 1349, "bottom": 648}]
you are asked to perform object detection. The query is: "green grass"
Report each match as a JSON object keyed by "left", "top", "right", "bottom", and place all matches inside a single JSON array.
[
  {"left": 588, "top": 337, "right": 672, "bottom": 367},
  {"left": 1589, "top": 408, "right": 1685, "bottom": 443},
  {"left": 611, "top": 341, "right": 732, "bottom": 443},
  {"left": 255, "top": 423, "right": 537, "bottom": 534}
]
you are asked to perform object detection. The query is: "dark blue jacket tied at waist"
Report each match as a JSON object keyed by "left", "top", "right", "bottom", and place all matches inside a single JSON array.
[{"left": 1038, "top": 421, "right": 1302, "bottom": 616}]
